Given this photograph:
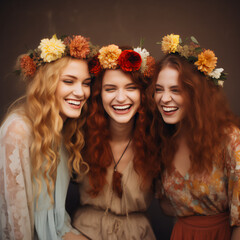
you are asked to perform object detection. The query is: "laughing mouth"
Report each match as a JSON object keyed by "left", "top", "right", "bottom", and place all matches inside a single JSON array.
[
  {"left": 66, "top": 99, "right": 81, "bottom": 106},
  {"left": 162, "top": 106, "right": 178, "bottom": 112},
  {"left": 112, "top": 104, "right": 131, "bottom": 111}
]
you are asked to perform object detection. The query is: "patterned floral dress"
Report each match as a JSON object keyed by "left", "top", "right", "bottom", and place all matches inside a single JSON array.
[{"left": 161, "top": 127, "right": 240, "bottom": 227}]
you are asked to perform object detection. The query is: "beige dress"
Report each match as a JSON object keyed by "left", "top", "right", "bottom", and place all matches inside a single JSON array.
[{"left": 73, "top": 160, "right": 156, "bottom": 240}]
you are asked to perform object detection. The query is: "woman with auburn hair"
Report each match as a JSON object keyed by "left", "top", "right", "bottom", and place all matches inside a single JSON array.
[
  {"left": 72, "top": 44, "right": 159, "bottom": 239},
  {"left": 0, "top": 34, "right": 95, "bottom": 240},
  {"left": 153, "top": 34, "right": 240, "bottom": 239}
]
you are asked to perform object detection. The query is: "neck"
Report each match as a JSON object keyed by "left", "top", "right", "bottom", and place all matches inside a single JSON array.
[
  {"left": 176, "top": 125, "right": 188, "bottom": 147},
  {"left": 109, "top": 118, "right": 134, "bottom": 143}
]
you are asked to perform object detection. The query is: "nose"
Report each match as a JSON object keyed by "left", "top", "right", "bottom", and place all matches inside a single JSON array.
[
  {"left": 73, "top": 83, "right": 84, "bottom": 97},
  {"left": 115, "top": 89, "right": 127, "bottom": 102},
  {"left": 161, "top": 91, "right": 172, "bottom": 103}
]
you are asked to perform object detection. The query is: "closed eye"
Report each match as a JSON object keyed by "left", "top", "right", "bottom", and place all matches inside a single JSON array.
[
  {"left": 127, "top": 86, "right": 137, "bottom": 90},
  {"left": 155, "top": 87, "right": 164, "bottom": 93},
  {"left": 126, "top": 83, "right": 138, "bottom": 90},
  {"left": 171, "top": 87, "right": 181, "bottom": 93},
  {"left": 83, "top": 78, "right": 91, "bottom": 86},
  {"left": 104, "top": 87, "right": 116, "bottom": 92},
  {"left": 63, "top": 79, "right": 73, "bottom": 84}
]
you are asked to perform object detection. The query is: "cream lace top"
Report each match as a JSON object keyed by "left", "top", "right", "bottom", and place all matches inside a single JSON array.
[{"left": 0, "top": 113, "right": 79, "bottom": 239}]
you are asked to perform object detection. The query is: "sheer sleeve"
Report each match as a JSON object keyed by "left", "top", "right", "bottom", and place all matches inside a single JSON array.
[
  {"left": 225, "top": 127, "right": 240, "bottom": 227},
  {"left": 0, "top": 114, "right": 34, "bottom": 239}
]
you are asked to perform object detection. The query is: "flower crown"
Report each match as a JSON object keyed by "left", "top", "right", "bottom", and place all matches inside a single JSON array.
[
  {"left": 157, "top": 34, "right": 227, "bottom": 86},
  {"left": 88, "top": 44, "right": 155, "bottom": 78},
  {"left": 18, "top": 34, "right": 98, "bottom": 78}
]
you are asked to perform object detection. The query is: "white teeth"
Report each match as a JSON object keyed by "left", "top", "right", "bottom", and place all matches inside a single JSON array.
[
  {"left": 162, "top": 106, "right": 178, "bottom": 112},
  {"left": 113, "top": 105, "right": 131, "bottom": 110},
  {"left": 66, "top": 99, "right": 80, "bottom": 106}
]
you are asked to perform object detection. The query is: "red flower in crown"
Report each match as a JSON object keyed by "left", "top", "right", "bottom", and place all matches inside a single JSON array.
[
  {"left": 88, "top": 54, "right": 101, "bottom": 76},
  {"left": 118, "top": 50, "right": 142, "bottom": 72}
]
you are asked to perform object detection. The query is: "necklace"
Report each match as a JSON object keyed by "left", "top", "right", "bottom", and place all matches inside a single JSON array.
[{"left": 111, "top": 138, "right": 132, "bottom": 198}]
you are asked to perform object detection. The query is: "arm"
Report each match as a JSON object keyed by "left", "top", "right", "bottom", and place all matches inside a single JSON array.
[
  {"left": 154, "top": 176, "right": 176, "bottom": 216},
  {"left": 63, "top": 232, "right": 89, "bottom": 240},
  {"left": 0, "top": 116, "right": 34, "bottom": 239},
  {"left": 231, "top": 227, "right": 240, "bottom": 240},
  {"left": 226, "top": 128, "right": 240, "bottom": 237}
]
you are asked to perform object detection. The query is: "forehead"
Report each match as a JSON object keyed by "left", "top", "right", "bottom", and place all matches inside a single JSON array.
[
  {"left": 102, "top": 69, "right": 133, "bottom": 85},
  {"left": 61, "top": 59, "right": 89, "bottom": 77},
  {"left": 156, "top": 67, "right": 179, "bottom": 86}
]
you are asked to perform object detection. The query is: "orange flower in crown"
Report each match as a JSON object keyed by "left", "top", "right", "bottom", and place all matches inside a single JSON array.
[
  {"left": 20, "top": 55, "right": 37, "bottom": 77},
  {"left": 69, "top": 35, "right": 90, "bottom": 59},
  {"left": 194, "top": 50, "right": 217, "bottom": 75}
]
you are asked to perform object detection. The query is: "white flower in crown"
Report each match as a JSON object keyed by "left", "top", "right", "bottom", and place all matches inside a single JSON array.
[
  {"left": 208, "top": 68, "right": 224, "bottom": 79},
  {"left": 133, "top": 47, "right": 150, "bottom": 72},
  {"left": 38, "top": 34, "right": 66, "bottom": 62},
  {"left": 217, "top": 80, "right": 224, "bottom": 87}
]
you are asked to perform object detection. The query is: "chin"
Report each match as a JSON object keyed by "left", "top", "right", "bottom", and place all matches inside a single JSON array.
[{"left": 64, "top": 111, "right": 82, "bottom": 119}]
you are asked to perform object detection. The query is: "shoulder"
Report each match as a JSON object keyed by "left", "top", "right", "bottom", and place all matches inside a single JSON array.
[
  {"left": 224, "top": 126, "right": 240, "bottom": 171},
  {"left": 227, "top": 126, "right": 240, "bottom": 148},
  {"left": 0, "top": 113, "right": 31, "bottom": 143}
]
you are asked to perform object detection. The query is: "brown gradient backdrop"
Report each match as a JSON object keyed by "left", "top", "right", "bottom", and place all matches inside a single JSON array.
[{"left": 0, "top": 0, "right": 239, "bottom": 239}]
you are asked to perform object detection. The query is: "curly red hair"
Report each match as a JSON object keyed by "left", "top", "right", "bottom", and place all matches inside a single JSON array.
[
  {"left": 84, "top": 67, "right": 159, "bottom": 197},
  {"left": 152, "top": 54, "right": 239, "bottom": 174}
]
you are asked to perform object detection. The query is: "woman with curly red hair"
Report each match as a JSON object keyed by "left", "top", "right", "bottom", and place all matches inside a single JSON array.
[
  {"left": 153, "top": 34, "right": 240, "bottom": 239},
  {"left": 72, "top": 44, "right": 159, "bottom": 239}
]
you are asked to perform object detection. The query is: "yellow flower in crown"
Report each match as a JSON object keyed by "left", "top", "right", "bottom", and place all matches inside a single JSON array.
[
  {"left": 98, "top": 44, "right": 122, "bottom": 69},
  {"left": 161, "top": 34, "right": 180, "bottom": 54},
  {"left": 194, "top": 49, "right": 217, "bottom": 75},
  {"left": 38, "top": 34, "right": 66, "bottom": 62}
]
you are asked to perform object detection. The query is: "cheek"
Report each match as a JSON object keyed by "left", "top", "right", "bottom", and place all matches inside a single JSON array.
[
  {"left": 101, "top": 92, "right": 110, "bottom": 110},
  {"left": 174, "top": 95, "right": 184, "bottom": 106},
  {"left": 84, "top": 87, "right": 91, "bottom": 99},
  {"left": 55, "top": 87, "right": 63, "bottom": 101},
  {"left": 55, "top": 82, "right": 68, "bottom": 99},
  {"left": 154, "top": 93, "right": 161, "bottom": 103}
]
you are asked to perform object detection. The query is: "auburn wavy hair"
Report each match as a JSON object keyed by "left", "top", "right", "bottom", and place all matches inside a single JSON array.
[
  {"left": 7, "top": 56, "right": 89, "bottom": 203},
  {"left": 84, "top": 66, "right": 159, "bottom": 198},
  {"left": 152, "top": 54, "right": 239, "bottom": 174}
]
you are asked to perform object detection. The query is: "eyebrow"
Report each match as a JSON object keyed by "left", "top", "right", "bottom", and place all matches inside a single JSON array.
[
  {"left": 102, "top": 84, "right": 116, "bottom": 88},
  {"left": 126, "top": 83, "right": 136, "bottom": 87},
  {"left": 61, "top": 74, "right": 77, "bottom": 79},
  {"left": 61, "top": 74, "right": 92, "bottom": 81},
  {"left": 155, "top": 84, "right": 179, "bottom": 88},
  {"left": 103, "top": 83, "right": 136, "bottom": 87}
]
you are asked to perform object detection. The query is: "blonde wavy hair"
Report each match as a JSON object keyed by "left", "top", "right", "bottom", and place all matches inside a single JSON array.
[{"left": 9, "top": 56, "right": 89, "bottom": 203}]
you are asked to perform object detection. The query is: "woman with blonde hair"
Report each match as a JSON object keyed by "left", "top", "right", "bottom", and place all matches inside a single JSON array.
[
  {"left": 0, "top": 34, "right": 95, "bottom": 239},
  {"left": 153, "top": 34, "right": 240, "bottom": 239}
]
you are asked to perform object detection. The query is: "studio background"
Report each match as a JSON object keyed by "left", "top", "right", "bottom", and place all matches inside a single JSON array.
[{"left": 1, "top": 0, "right": 239, "bottom": 239}]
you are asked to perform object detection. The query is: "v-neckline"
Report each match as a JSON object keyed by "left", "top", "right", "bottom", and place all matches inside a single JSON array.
[{"left": 173, "top": 166, "right": 189, "bottom": 180}]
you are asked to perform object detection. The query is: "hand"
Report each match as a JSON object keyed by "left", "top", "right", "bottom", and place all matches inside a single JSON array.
[{"left": 63, "top": 232, "right": 89, "bottom": 240}]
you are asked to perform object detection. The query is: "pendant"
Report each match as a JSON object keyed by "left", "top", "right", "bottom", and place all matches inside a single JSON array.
[{"left": 112, "top": 169, "right": 123, "bottom": 198}]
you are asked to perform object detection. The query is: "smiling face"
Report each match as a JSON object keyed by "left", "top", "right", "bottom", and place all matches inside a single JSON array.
[
  {"left": 154, "top": 67, "right": 185, "bottom": 124},
  {"left": 55, "top": 59, "right": 91, "bottom": 121},
  {"left": 101, "top": 69, "right": 141, "bottom": 124}
]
